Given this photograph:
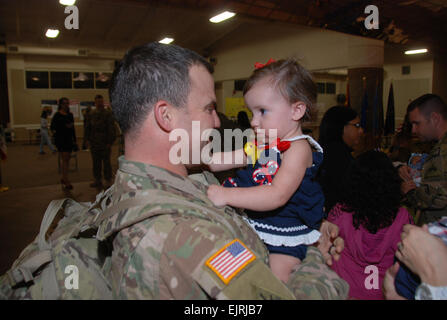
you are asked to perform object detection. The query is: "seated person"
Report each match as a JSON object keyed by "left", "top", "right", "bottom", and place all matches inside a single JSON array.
[{"left": 327, "top": 151, "right": 413, "bottom": 299}]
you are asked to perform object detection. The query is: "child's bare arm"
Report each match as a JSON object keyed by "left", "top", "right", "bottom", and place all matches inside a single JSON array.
[
  {"left": 207, "top": 140, "right": 311, "bottom": 211},
  {"left": 207, "top": 148, "right": 247, "bottom": 172}
]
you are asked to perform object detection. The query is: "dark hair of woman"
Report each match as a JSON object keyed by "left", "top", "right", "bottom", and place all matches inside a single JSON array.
[
  {"left": 58, "top": 97, "right": 69, "bottom": 111},
  {"left": 40, "top": 110, "right": 48, "bottom": 118},
  {"left": 340, "top": 150, "right": 402, "bottom": 234},
  {"left": 318, "top": 106, "right": 357, "bottom": 147}
]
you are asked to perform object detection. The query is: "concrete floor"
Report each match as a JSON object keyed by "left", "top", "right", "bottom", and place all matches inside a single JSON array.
[{"left": 0, "top": 141, "right": 121, "bottom": 274}]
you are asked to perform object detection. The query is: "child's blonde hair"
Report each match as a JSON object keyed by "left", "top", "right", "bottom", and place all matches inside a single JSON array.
[{"left": 243, "top": 59, "right": 316, "bottom": 122}]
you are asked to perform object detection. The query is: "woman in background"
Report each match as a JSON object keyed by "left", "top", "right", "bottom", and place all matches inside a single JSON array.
[
  {"left": 318, "top": 106, "right": 363, "bottom": 213},
  {"left": 51, "top": 97, "right": 77, "bottom": 190},
  {"left": 39, "top": 109, "right": 56, "bottom": 155}
]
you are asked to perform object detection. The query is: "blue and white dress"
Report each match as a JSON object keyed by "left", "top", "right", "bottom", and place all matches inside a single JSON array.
[{"left": 223, "top": 135, "right": 325, "bottom": 260}]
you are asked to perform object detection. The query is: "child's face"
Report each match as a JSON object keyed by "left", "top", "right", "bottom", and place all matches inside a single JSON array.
[{"left": 244, "top": 77, "right": 301, "bottom": 143}]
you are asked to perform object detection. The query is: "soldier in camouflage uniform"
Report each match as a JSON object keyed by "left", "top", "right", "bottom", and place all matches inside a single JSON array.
[
  {"left": 85, "top": 95, "right": 117, "bottom": 188},
  {"left": 399, "top": 94, "right": 447, "bottom": 224},
  {"left": 106, "top": 42, "right": 349, "bottom": 299}
]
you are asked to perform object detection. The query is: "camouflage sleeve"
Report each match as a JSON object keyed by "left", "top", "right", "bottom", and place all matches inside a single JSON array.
[
  {"left": 159, "top": 220, "right": 296, "bottom": 300},
  {"left": 404, "top": 148, "right": 447, "bottom": 211},
  {"left": 286, "top": 247, "right": 349, "bottom": 300},
  {"left": 404, "top": 182, "right": 447, "bottom": 211}
]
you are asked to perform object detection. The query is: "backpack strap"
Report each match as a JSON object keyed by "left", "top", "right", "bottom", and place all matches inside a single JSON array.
[
  {"left": 6, "top": 250, "right": 52, "bottom": 287},
  {"left": 5, "top": 187, "right": 224, "bottom": 288},
  {"left": 6, "top": 198, "right": 70, "bottom": 287},
  {"left": 94, "top": 189, "right": 234, "bottom": 241},
  {"left": 38, "top": 199, "right": 75, "bottom": 250}
]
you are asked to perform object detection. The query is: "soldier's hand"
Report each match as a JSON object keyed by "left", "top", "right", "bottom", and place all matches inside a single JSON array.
[{"left": 317, "top": 220, "right": 344, "bottom": 266}]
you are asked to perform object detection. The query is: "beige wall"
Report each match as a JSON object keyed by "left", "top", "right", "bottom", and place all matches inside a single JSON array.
[
  {"left": 7, "top": 54, "right": 115, "bottom": 141},
  {"left": 6, "top": 22, "right": 435, "bottom": 142},
  {"left": 209, "top": 22, "right": 379, "bottom": 132},
  {"left": 209, "top": 22, "right": 383, "bottom": 81},
  {"left": 383, "top": 60, "right": 433, "bottom": 126}
]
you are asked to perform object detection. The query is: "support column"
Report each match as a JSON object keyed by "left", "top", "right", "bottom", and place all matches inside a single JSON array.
[
  {"left": 347, "top": 41, "right": 384, "bottom": 149},
  {"left": 432, "top": 53, "right": 447, "bottom": 103}
]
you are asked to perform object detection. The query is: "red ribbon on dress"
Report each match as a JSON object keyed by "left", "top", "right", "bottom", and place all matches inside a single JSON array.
[
  {"left": 254, "top": 58, "right": 276, "bottom": 70},
  {"left": 256, "top": 138, "right": 291, "bottom": 152}
]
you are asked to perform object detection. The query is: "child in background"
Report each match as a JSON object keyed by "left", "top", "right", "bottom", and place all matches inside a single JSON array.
[
  {"left": 207, "top": 59, "right": 325, "bottom": 283},
  {"left": 327, "top": 151, "right": 413, "bottom": 299},
  {"left": 39, "top": 109, "right": 57, "bottom": 155},
  {"left": 408, "top": 153, "right": 428, "bottom": 187}
]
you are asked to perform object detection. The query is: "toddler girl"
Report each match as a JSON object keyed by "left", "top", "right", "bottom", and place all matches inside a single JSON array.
[{"left": 207, "top": 59, "right": 325, "bottom": 282}]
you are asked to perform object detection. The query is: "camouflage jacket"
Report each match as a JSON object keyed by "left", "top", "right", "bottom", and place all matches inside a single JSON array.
[
  {"left": 101, "top": 156, "right": 348, "bottom": 299},
  {"left": 405, "top": 132, "right": 447, "bottom": 223},
  {"left": 85, "top": 108, "right": 116, "bottom": 149}
]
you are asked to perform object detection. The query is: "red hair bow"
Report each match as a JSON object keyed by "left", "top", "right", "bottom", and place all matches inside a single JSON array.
[{"left": 254, "top": 58, "right": 276, "bottom": 70}]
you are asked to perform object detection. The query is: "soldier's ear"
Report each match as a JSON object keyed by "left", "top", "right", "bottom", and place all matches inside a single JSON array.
[
  {"left": 430, "top": 111, "right": 442, "bottom": 126},
  {"left": 153, "top": 101, "right": 175, "bottom": 132}
]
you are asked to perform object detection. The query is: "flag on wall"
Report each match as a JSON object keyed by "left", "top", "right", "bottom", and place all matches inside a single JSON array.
[
  {"left": 372, "top": 85, "right": 382, "bottom": 136},
  {"left": 384, "top": 83, "right": 395, "bottom": 135},
  {"left": 372, "top": 85, "right": 379, "bottom": 135}
]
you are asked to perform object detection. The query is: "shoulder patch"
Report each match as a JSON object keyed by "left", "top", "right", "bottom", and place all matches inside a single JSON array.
[{"left": 205, "top": 239, "right": 256, "bottom": 285}]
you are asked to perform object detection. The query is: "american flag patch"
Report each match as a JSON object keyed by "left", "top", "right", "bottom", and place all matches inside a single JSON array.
[{"left": 206, "top": 239, "right": 256, "bottom": 284}]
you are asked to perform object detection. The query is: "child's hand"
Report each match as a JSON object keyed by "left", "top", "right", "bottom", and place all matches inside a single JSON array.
[
  {"left": 207, "top": 185, "right": 227, "bottom": 207},
  {"left": 317, "top": 220, "right": 344, "bottom": 266}
]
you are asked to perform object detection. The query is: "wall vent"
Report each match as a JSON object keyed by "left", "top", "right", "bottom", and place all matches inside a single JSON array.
[
  {"left": 8, "top": 46, "right": 19, "bottom": 52},
  {"left": 78, "top": 49, "right": 88, "bottom": 56}
]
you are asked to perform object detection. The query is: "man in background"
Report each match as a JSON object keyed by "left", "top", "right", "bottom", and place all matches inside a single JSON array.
[
  {"left": 399, "top": 94, "right": 447, "bottom": 224},
  {"left": 85, "top": 94, "right": 116, "bottom": 189}
]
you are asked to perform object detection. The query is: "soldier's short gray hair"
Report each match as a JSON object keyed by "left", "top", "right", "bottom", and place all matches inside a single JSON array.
[{"left": 110, "top": 42, "right": 213, "bottom": 137}]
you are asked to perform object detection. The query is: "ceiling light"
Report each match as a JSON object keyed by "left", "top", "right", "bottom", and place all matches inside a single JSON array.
[
  {"left": 159, "top": 37, "right": 174, "bottom": 44},
  {"left": 59, "top": 0, "right": 76, "bottom": 5},
  {"left": 45, "top": 29, "right": 60, "bottom": 38},
  {"left": 209, "top": 11, "right": 236, "bottom": 23},
  {"left": 405, "top": 49, "right": 428, "bottom": 55}
]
